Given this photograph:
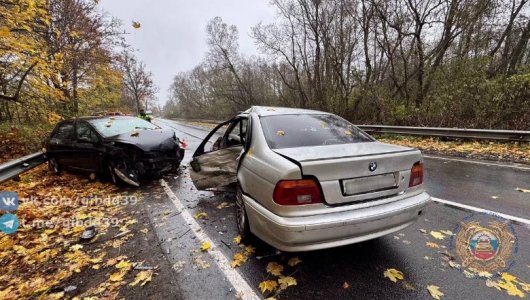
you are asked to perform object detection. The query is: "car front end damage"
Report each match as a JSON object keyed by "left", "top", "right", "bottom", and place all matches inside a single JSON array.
[{"left": 107, "top": 134, "right": 185, "bottom": 187}]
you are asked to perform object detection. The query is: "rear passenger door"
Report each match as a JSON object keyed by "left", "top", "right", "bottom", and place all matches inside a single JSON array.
[
  {"left": 190, "top": 117, "right": 248, "bottom": 190},
  {"left": 48, "top": 121, "right": 75, "bottom": 167}
]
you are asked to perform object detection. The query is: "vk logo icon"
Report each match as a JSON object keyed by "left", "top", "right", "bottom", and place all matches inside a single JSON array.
[
  {"left": 0, "top": 213, "right": 19, "bottom": 234},
  {"left": 0, "top": 191, "right": 19, "bottom": 211}
]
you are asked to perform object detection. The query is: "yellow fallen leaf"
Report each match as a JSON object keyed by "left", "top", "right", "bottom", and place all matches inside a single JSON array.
[
  {"left": 116, "top": 260, "right": 133, "bottom": 270},
  {"left": 49, "top": 292, "right": 64, "bottom": 299},
  {"left": 194, "top": 212, "right": 208, "bottom": 219},
  {"left": 426, "top": 242, "right": 441, "bottom": 249},
  {"left": 233, "top": 235, "right": 242, "bottom": 244},
  {"left": 430, "top": 231, "right": 446, "bottom": 240},
  {"left": 383, "top": 268, "right": 404, "bottom": 283},
  {"left": 110, "top": 270, "right": 127, "bottom": 282},
  {"left": 201, "top": 241, "right": 212, "bottom": 252},
  {"left": 288, "top": 257, "right": 302, "bottom": 267},
  {"left": 343, "top": 282, "right": 350, "bottom": 289},
  {"left": 278, "top": 276, "right": 297, "bottom": 288},
  {"left": 427, "top": 285, "right": 444, "bottom": 299},
  {"left": 231, "top": 252, "right": 248, "bottom": 268},
  {"left": 129, "top": 270, "right": 153, "bottom": 287},
  {"left": 259, "top": 280, "right": 278, "bottom": 294},
  {"left": 276, "top": 130, "right": 285, "bottom": 136},
  {"left": 245, "top": 245, "right": 256, "bottom": 254},
  {"left": 266, "top": 262, "right": 284, "bottom": 276},
  {"left": 439, "top": 230, "right": 453, "bottom": 236},
  {"left": 132, "top": 21, "right": 141, "bottom": 29},
  {"left": 497, "top": 273, "right": 525, "bottom": 298},
  {"left": 70, "top": 244, "right": 83, "bottom": 251}
]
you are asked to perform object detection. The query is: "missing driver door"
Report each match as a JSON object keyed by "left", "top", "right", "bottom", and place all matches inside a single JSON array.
[{"left": 190, "top": 117, "right": 247, "bottom": 190}]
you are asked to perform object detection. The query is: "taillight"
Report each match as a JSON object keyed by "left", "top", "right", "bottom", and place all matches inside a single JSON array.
[
  {"left": 273, "top": 179, "right": 323, "bottom": 205},
  {"left": 409, "top": 163, "right": 424, "bottom": 187}
]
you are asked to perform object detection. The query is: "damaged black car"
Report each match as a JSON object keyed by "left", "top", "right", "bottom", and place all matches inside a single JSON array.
[{"left": 45, "top": 116, "right": 185, "bottom": 186}]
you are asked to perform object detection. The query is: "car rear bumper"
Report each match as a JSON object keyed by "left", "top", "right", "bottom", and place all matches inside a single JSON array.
[{"left": 244, "top": 191, "right": 430, "bottom": 252}]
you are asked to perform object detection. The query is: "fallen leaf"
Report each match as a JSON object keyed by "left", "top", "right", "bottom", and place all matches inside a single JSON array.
[
  {"left": 419, "top": 229, "right": 427, "bottom": 234},
  {"left": 109, "top": 270, "right": 128, "bottom": 282},
  {"left": 430, "top": 231, "right": 446, "bottom": 240},
  {"left": 439, "top": 230, "right": 454, "bottom": 236},
  {"left": 130, "top": 131, "right": 140, "bottom": 137},
  {"left": 516, "top": 187, "right": 530, "bottom": 193},
  {"left": 233, "top": 235, "right": 242, "bottom": 244},
  {"left": 278, "top": 276, "right": 297, "bottom": 288},
  {"left": 231, "top": 253, "right": 248, "bottom": 268},
  {"left": 343, "top": 282, "right": 350, "bottom": 289},
  {"left": 132, "top": 21, "right": 141, "bottom": 29},
  {"left": 384, "top": 268, "right": 404, "bottom": 283},
  {"left": 402, "top": 240, "right": 412, "bottom": 245},
  {"left": 426, "top": 242, "right": 441, "bottom": 249},
  {"left": 116, "top": 260, "right": 133, "bottom": 270},
  {"left": 69, "top": 244, "right": 83, "bottom": 251},
  {"left": 259, "top": 280, "right": 278, "bottom": 294},
  {"left": 217, "top": 202, "right": 229, "bottom": 209},
  {"left": 173, "top": 261, "right": 185, "bottom": 273},
  {"left": 201, "top": 241, "right": 212, "bottom": 252},
  {"left": 129, "top": 270, "right": 153, "bottom": 287},
  {"left": 491, "top": 196, "right": 499, "bottom": 199},
  {"left": 266, "top": 262, "right": 284, "bottom": 276},
  {"left": 427, "top": 285, "right": 444, "bottom": 299},
  {"left": 276, "top": 130, "right": 285, "bottom": 136},
  {"left": 448, "top": 261, "right": 461, "bottom": 269},
  {"left": 140, "top": 228, "right": 149, "bottom": 234},
  {"left": 245, "top": 245, "right": 256, "bottom": 254},
  {"left": 497, "top": 273, "right": 525, "bottom": 298},
  {"left": 288, "top": 257, "right": 302, "bottom": 267},
  {"left": 194, "top": 212, "right": 208, "bottom": 219}
]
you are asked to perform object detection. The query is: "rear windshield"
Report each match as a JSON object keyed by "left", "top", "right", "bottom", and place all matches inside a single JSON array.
[
  {"left": 260, "top": 114, "right": 373, "bottom": 149},
  {"left": 89, "top": 117, "right": 159, "bottom": 137}
]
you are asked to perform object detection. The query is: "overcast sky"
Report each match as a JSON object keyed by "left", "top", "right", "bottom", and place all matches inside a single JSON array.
[{"left": 99, "top": 0, "right": 276, "bottom": 107}]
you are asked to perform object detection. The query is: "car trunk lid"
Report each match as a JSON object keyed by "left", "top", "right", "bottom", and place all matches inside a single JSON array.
[{"left": 274, "top": 142, "right": 423, "bottom": 205}]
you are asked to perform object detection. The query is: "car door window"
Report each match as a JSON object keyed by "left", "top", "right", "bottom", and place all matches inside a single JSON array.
[
  {"left": 76, "top": 122, "right": 99, "bottom": 143},
  {"left": 224, "top": 118, "right": 248, "bottom": 148},
  {"left": 53, "top": 122, "right": 74, "bottom": 140}
]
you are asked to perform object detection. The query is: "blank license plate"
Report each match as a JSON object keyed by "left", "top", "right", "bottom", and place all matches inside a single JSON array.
[{"left": 342, "top": 173, "right": 397, "bottom": 195}]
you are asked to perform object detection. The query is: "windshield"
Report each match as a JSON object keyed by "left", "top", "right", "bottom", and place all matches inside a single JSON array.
[
  {"left": 260, "top": 114, "right": 373, "bottom": 149},
  {"left": 89, "top": 117, "right": 159, "bottom": 137}
]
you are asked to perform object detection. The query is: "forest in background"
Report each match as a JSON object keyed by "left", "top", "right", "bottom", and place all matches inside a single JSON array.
[
  {"left": 0, "top": 0, "right": 158, "bottom": 125},
  {"left": 164, "top": 0, "right": 530, "bottom": 129}
]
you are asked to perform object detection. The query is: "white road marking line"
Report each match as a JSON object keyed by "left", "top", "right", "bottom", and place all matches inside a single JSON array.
[
  {"left": 160, "top": 179, "right": 260, "bottom": 300},
  {"left": 424, "top": 155, "right": 530, "bottom": 171},
  {"left": 432, "top": 197, "right": 530, "bottom": 225}
]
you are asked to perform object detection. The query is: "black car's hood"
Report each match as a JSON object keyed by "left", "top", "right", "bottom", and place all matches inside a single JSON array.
[{"left": 107, "top": 129, "right": 177, "bottom": 152}]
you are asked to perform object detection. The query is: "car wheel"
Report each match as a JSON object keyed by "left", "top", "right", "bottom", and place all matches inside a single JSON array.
[
  {"left": 48, "top": 158, "right": 61, "bottom": 175},
  {"left": 235, "top": 184, "right": 251, "bottom": 239}
]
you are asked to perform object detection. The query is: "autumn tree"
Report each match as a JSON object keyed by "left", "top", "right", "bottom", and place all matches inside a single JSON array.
[{"left": 120, "top": 51, "right": 157, "bottom": 114}]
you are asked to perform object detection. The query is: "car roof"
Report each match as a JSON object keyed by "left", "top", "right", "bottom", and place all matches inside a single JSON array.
[
  {"left": 247, "top": 106, "right": 331, "bottom": 117},
  {"left": 75, "top": 115, "right": 137, "bottom": 122}
]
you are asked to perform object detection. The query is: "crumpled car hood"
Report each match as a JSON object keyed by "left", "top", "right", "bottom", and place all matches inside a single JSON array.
[
  {"left": 107, "top": 129, "right": 177, "bottom": 152},
  {"left": 273, "top": 142, "right": 414, "bottom": 162}
]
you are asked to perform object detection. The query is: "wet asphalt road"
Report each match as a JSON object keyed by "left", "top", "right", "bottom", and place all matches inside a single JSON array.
[{"left": 144, "top": 119, "right": 530, "bottom": 300}]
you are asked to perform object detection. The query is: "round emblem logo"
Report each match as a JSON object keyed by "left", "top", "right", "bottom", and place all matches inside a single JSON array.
[
  {"left": 452, "top": 213, "right": 517, "bottom": 273},
  {"left": 368, "top": 162, "right": 377, "bottom": 172}
]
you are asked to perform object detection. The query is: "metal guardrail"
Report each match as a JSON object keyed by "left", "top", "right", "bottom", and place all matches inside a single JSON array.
[
  {"left": 174, "top": 118, "right": 530, "bottom": 142},
  {"left": 0, "top": 152, "right": 47, "bottom": 184},
  {"left": 357, "top": 125, "right": 530, "bottom": 142}
]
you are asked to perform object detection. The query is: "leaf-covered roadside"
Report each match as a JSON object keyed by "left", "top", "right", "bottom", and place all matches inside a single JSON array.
[
  {"left": 0, "top": 164, "right": 148, "bottom": 299},
  {"left": 377, "top": 135, "right": 530, "bottom": 164}
]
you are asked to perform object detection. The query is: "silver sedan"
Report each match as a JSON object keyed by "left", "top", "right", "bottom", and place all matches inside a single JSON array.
[{"left": 190, "top": 106, "right": 431, "bottom": 251}]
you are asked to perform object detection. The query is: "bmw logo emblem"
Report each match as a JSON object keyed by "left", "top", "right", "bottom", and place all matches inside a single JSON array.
[{"left": 369, "top": 162, "right": 377, "bottom": 172}]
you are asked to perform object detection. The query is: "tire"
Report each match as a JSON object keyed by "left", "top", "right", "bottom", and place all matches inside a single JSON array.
[
  {"left": 48, "top": 158, "right": 61, "bottom": 175},
  {"left": 235, "top": 184, "right": 251, "bottom": 239}
]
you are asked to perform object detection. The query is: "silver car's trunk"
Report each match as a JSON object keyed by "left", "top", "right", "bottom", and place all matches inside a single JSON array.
[{"left": 274, "top": 142, "right": 422, "bottom": 205}]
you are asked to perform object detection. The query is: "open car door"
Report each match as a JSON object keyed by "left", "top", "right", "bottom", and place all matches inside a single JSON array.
[{"left": 190, "top": 117, "right": 248, "bottom": 190}]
